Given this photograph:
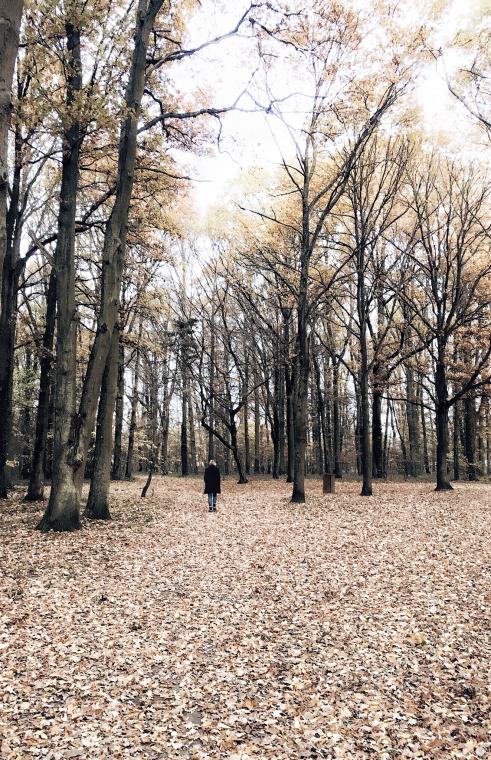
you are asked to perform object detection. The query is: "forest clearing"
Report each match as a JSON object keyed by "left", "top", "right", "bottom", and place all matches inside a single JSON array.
[{"left": 1, "top": 477, "right": 490, "bottom": 759}]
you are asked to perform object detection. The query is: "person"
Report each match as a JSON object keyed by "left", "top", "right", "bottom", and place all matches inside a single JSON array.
[{"left": 204, "top": 459, "right": 221, "bottom": 512}]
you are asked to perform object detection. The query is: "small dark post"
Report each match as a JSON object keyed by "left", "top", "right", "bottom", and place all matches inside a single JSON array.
[{"left": 323, "top": 473, "right": 335, "bottom": 494}]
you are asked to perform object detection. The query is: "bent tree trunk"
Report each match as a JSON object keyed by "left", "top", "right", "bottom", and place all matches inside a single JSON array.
[
  {"left": 37, "top": 20, "right": 82, "bottom": 532},
  {"left": 435, "top": 355, "right": 452, "bottom": 491}
]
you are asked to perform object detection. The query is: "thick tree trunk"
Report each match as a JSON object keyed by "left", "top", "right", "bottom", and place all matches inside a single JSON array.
[
  {"left": 25, "top": 269, "right": 56, "bottom": 501},
  {"left": 435, "top": 355, "right": 452, "bottom": 491},
  {"left": 37, "top": 21, "right": 82, "bottom": 531},
  {"left": 85, "top": 328, "right": 120, "bottom": 519},
  {"left": 0, "top": 0, "right": 23, "bottom": 298},
  {"left": 111, "top": 340, "right": 125, "bottom": 480}
]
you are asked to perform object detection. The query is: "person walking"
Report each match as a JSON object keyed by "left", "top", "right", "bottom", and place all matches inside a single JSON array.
[{"left": 204, "top": 459, "right": 221, "bottom": 512}]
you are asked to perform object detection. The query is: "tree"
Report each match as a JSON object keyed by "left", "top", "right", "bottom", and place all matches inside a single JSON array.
[
  {"left": 0, "top": 0, "right": 23, "bottom": 299},
  {"left": 405, "top": 156, "right": 491, "bottom": 491}
]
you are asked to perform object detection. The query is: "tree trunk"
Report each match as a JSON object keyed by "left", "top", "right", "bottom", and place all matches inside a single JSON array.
[
  {"left": 371, "top": 364, "right": 384, "bottom": 479},
  {"left": 254, "top": 372, "right": 260, "bottom": 473},
  {"left": 0, "top": 117, "right": 23, "bottom": 497},
  {"left": 188, "top": 388, "right": 198, "bottom": 475},
  {"left": 125, "top": 320, "right": 142, "bottom": 479},
  {"left": 291, "top": 203, "right": 309, "bottom": 503},
  {"left": 420, "top": 379, "right": 430, "bottom": 475},
  {"left": 435, "top": 354, "right": 452, "bottom": 491},
  {"left": 332, "top": 361, "right": 342, "bottom": 477},
  {"left": 111, "top": 339, "right": 125, "bottom": 480},
  {"left": 453, "top": 399, "right": 460, "bottom": 481},
  {"left": 406, "top": 363, "right": 421, "bottom": 477},
  {"left": 85, "top": 328, "right": 120, "bottom": 519},
  {"left": 180, "top": 362, "right": 189, "bottom": 476},
  {"left": 358, "top": 257, "right": 372, "bottom": 496},
  {"left": 72, "top": 0, "right": 164, "bottom": 495},
  {"left": 463, "top": 392, "right": 477, "bottom": 481},
  {"left": 0, "top": 0, "right": 23, "bottom": 298},
  {"left": 37, "top": 20, "right": 82, "bottom": 531},
  {"left": 25, "top": 269, "right": 56, "bottom": 501}
]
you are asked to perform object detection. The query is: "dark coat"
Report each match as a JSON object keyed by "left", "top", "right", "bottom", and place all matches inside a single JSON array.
[{"left": 204, "top": 464, "right": 221, "bottom": 494}]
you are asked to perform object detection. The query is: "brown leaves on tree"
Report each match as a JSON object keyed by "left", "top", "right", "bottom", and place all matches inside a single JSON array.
[{"left": 1, "top": 478, "right": 490, "bottom": 758}]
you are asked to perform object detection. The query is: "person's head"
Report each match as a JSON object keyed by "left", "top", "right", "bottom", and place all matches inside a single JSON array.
[{"left": 209, "top": 459, "right": 216, "bottom": 466}]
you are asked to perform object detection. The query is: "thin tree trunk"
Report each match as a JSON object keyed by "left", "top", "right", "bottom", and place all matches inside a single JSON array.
[
  {"left": 254, "top": 370, "right": 260, "bottom": 473},
  {"left": 371, "top": 365, "right": 384, "bottom": 479},
  {"left": 125, "top": 319, "right": 142, "bottom": 479},
  {"left": 111, "top": 339, "right": 125, "bottom": 480},
  {"left": 188, "top": 388, "right": 198, "bottom": 475},
  {"left": 464, "top": 392, "right": 477, "bottom": 481},
  {"left": 25, "top": 268, "right": 56, "bottom": 501},
  {"left": 420, "top": 379, "right": 430, "bottom": 475},
  {"left": 435, "top": 352, "right": 452, "bottom": 491},
  {"left": 85, "top": 328, "right": 120, "bottom": 519}
]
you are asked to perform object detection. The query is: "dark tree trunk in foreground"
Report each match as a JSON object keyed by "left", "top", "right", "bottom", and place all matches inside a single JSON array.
[
  {"left": 37, "top": 21, "right": 83, "bottom": 531},
  {"left": 25, "top": 269, "right": 56, "bottom": 501}
]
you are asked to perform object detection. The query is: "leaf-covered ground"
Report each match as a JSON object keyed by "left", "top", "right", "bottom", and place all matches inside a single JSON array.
[{"left": 1, "top": 477, "right": 490, "bottom": 759}]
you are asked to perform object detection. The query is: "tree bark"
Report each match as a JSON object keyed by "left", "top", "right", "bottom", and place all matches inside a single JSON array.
[
  {"left": 125, "top": 319, "right": 142, "bottom": 479},
  {"left": 463, "top": 392, "right": 477, "bottom": 481},
  {"left": 111, "top": 339, "right": 125, "bottom": 480},
  {"left": 435, "top": 353, "right": 452, "bottom": 491},
  {"left": 37, "top": 20, "right": 82, "bottom": 531},
  {"left": 0, "top": 0, "right": 23, "bottom": 299},
  {"left": 85, "top": 328, "right": 120, "bottom": 519},
  {"left": 371, "top": 364, "right": 384, "bottom": 479}
]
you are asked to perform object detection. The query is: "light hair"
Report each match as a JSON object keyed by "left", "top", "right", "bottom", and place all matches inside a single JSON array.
[{"left": 209, "top": 459, "right": 216, "bottom": 466}]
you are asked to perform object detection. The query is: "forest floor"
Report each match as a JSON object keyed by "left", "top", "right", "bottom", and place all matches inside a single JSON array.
[{"left": 1, "top": 477, "right": 490, "bottom": 760}]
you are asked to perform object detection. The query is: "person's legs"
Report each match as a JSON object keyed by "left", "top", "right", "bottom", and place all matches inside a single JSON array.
[
  {"left": 213, "top": 494, "right": 217, "bottom": 510},
  {"left": 208, "top": 493, "right": 213, "bottom": 511}
]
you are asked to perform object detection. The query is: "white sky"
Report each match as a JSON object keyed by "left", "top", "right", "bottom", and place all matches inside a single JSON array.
[{"left": 173, "top": 0, "right": 489, "bottom": 215}]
